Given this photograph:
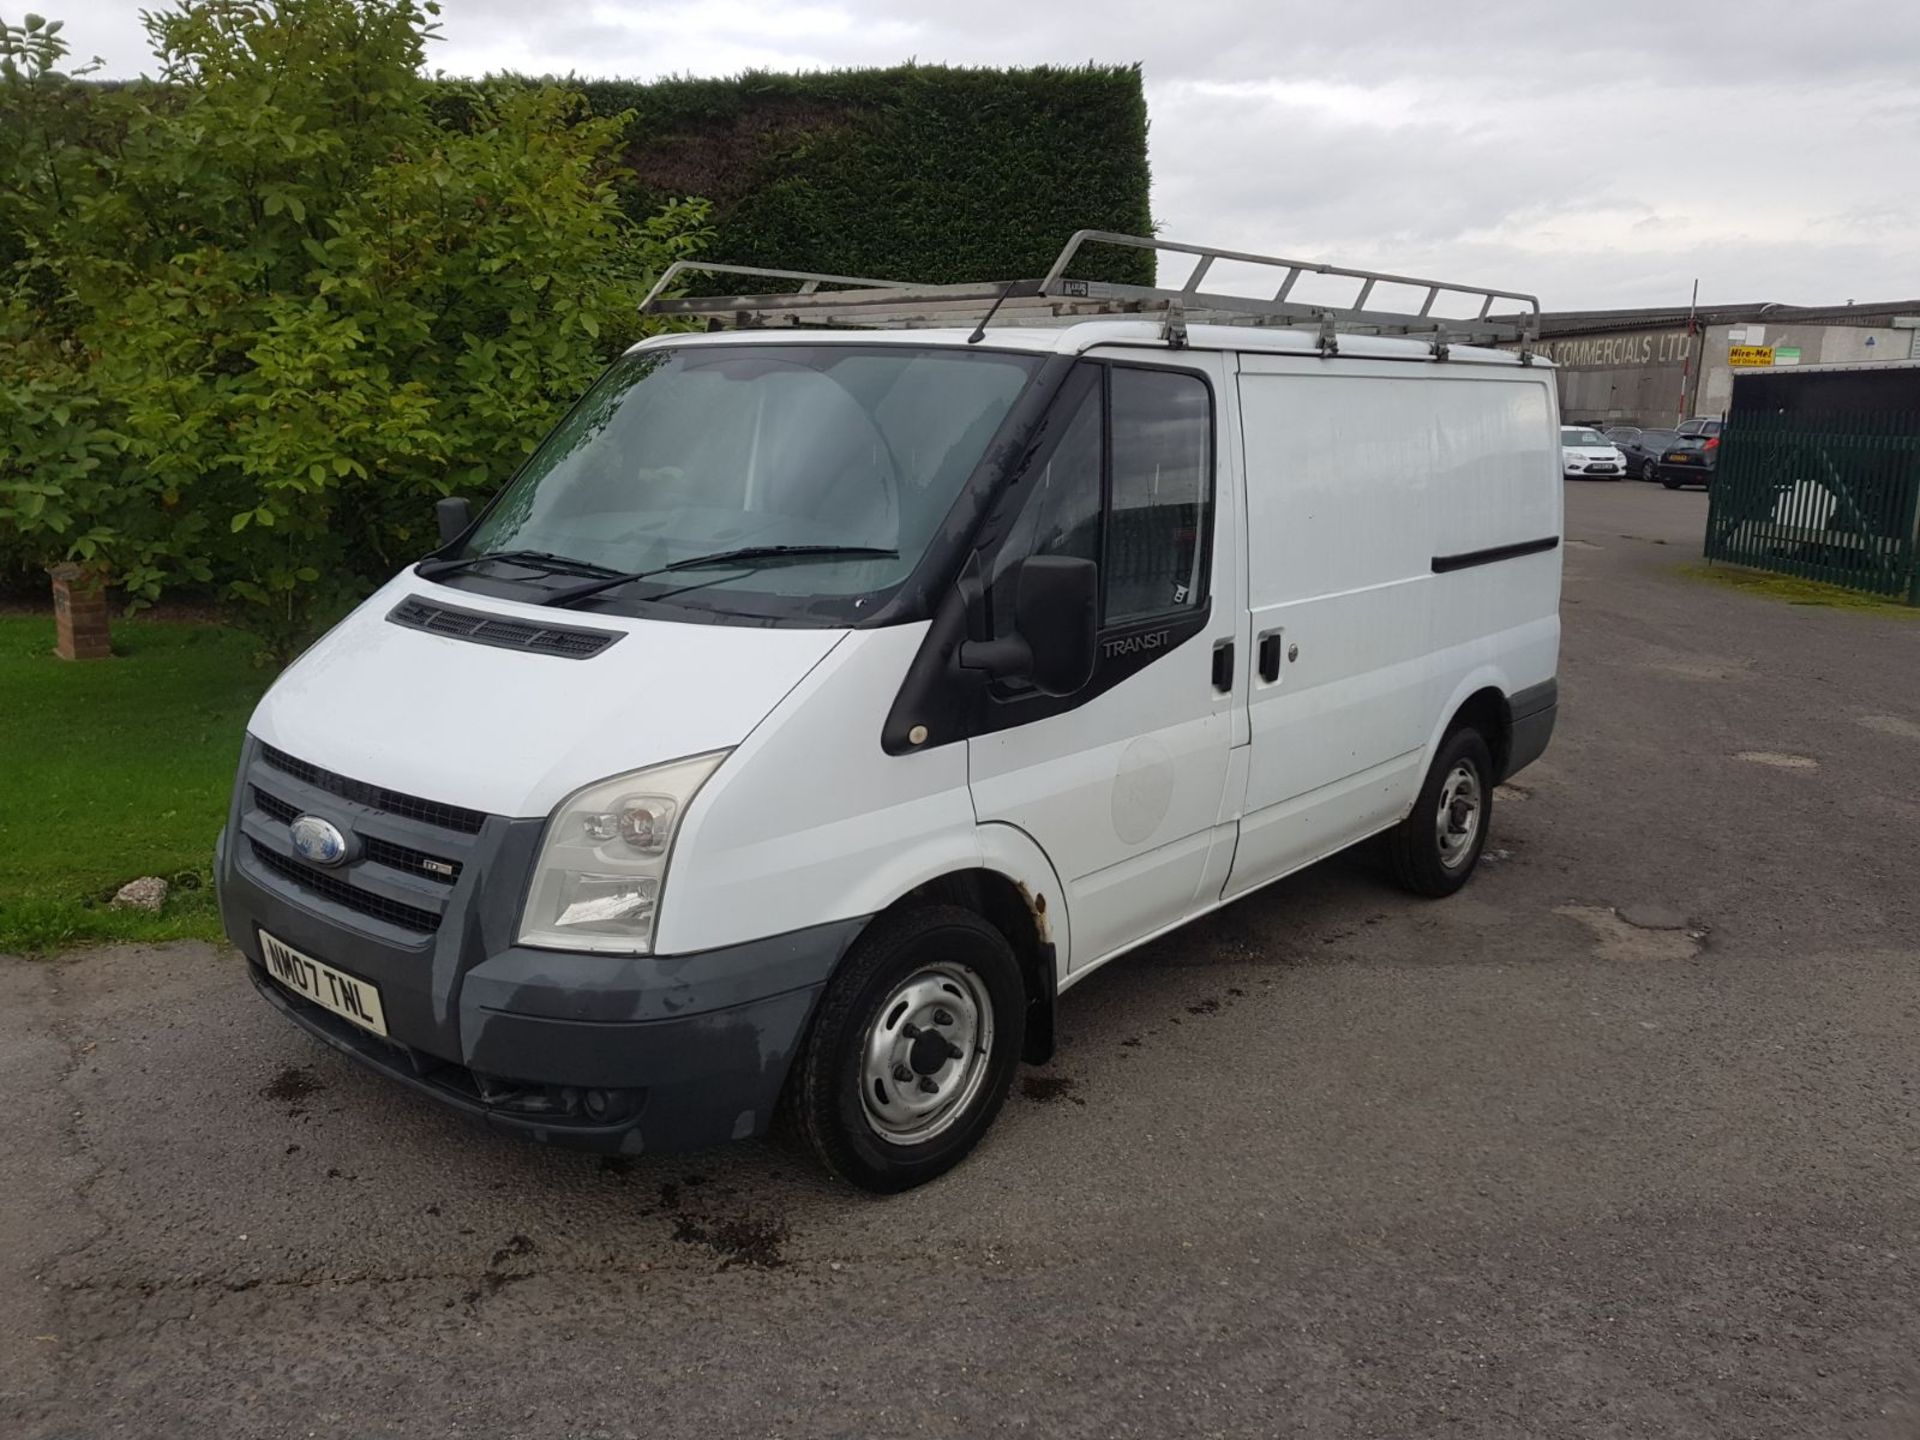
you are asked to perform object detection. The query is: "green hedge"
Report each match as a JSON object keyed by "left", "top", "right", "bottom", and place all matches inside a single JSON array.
[
  {"left": 568, "top": 64, "right": 1153, "bottom": 289},
  {"left": 86, "top": 64, "right": 1154, "bottom": 289}
]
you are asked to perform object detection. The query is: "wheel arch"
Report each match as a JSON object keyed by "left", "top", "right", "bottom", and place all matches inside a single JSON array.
[
  {"left": 896, "top": 868, "right": 1059, "bottom": 1064},
  {"left": 832, "top": 824, "right": 1066, "bottom": 1066},
  {"left": 1425, "top": 669, "right": 1516, "bottom": 782}
]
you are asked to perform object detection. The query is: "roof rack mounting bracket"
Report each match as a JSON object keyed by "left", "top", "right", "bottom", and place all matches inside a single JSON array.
[
  {"left": 1163, "top": 298, "right": 1189, "bottom": 349},
  {"left": 1317, "top": 313, "right": 1339, "bottom": 358},
  {"left": 1431, "top": 327, "right": 1451, "bottom": 362}
]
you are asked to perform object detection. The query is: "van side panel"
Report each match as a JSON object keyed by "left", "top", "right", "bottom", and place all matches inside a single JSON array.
[
  {"left": 657, "top": 625, "right": 991, "bottom": 957},
  {"left": 1225, "top": 360, "right": 1559, "bottom": 897}
]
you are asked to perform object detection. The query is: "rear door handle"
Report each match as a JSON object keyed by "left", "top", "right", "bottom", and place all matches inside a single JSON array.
[
  {"left": 1211, "top": 639, "right": 1234, "bottom": 692},
  {"left": 1257, "top": 630, "right": 1283, "bottom": 683}
]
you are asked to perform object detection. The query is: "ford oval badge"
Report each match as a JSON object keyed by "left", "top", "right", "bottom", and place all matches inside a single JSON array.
[{"left": 289, "top": 814, "right": 349, "bottom": 867}]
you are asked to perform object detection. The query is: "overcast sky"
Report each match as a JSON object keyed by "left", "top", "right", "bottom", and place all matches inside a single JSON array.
[{"left": 57, "top": 0, "right": 1920, "bottom": 310}]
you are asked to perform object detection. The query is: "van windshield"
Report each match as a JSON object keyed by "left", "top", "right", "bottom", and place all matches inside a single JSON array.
[{"left": 457, "top": 344, "right": 1042, "bottom": 620}]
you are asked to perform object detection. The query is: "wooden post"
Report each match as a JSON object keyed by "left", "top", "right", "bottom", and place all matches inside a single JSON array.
[{"left": 48, "top": 563, "right": 112, "bottom": 660}]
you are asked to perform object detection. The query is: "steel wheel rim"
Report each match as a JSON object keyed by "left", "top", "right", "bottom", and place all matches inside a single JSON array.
[
  {"left": 860, "top": 962, "right": 995, "bottom": 1144},
  {"left": 1434, "top": 761, "right": 1483, "bottom": 870}
]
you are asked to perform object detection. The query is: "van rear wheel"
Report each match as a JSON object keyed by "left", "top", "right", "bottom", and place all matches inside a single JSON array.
[
  {"left": 789, "top": 905, "right": 1025, "bottom": 1193},
  {"left": 1387, "top": 728, "right": 1495, "bottom": 898}
]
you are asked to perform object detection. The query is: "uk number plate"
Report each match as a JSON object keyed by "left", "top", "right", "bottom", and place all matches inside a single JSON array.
[{"left": 259, "top": 930, "right": 388, "bottom": 1037}]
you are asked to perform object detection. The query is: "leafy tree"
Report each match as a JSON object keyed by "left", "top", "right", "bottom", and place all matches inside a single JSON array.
[{"left": 0, "top": 1, "right": 709, "bottom": 650}]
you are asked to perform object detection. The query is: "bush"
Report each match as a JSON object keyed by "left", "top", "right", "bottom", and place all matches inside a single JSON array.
[
  {"left": 0, "top": 2, "right": 709, "bottom": 653},
  {"left": 1, "top": 14, "right": 1157, "bottom": 649}
]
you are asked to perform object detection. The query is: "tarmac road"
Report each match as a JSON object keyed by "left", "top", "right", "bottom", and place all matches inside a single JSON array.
[{"left": 5, "top": 480, "right": 1919, "bottom": 1439}]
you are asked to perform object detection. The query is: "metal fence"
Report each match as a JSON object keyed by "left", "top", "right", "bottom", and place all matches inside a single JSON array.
[{"left": 1704, "top": 409, "right": 1920, "bottom": 603}]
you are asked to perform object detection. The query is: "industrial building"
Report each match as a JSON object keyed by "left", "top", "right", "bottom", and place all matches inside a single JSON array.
[{"left": 1525, "top": 298, "right": 1920, "bottom": 429}]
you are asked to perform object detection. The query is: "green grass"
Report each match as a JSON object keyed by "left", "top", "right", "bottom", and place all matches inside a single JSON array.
[
  {"left": 1681, "top": 563, "right": 1920, "bottom": 617},
  {"left": 0, "top": 614, "right": 273, "bottom": 953}
]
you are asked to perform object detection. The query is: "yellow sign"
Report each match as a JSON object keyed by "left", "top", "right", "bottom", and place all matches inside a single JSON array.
[{"left": 1728, "top": 344, "right": 1775, "bottom": 367}]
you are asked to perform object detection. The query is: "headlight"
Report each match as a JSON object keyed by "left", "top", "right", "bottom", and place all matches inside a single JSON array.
[{"left": 517, "top": 750, "right": 728, "bottom": 954}]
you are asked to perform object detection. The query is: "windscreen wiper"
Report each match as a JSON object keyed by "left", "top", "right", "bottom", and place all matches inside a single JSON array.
[
  {"left": 417, "top": 549, "right": 620, "bottom": 582},
  {"left": 545, "top": 544, "right": 899, "bottom": 609}
]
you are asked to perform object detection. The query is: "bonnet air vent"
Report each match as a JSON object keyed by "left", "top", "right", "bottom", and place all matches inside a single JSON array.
[{"left": 386, "top": 596, "right": 623, "bottom": 660}]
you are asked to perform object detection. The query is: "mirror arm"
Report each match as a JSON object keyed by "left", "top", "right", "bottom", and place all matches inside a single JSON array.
[{"left": 956, "top": 635, "right": 1033, "bottom": 681}]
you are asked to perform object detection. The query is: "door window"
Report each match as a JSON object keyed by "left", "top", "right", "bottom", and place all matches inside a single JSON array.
[
  {"left": 992, "top": 362, "right": 1213, "bottom": 640},
  {"left": 989, "top": 367, "right": 1102, "bottom": 636},
  {"left": 1106, "top": 367, "right": 1212, "bottom": 622}
]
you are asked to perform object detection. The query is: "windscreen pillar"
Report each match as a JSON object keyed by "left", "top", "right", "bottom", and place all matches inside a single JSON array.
[{"left": 49, "top": 563, "right": 112, "bottom": 661}]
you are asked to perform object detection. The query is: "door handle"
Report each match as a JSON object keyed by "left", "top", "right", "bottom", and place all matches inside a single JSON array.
[
  {"left": 1257, "top": 630, "right": 1283, "bottom": 683},
  {"left": 1211, "top": 639, "right": 1234, "bottom": 692}
]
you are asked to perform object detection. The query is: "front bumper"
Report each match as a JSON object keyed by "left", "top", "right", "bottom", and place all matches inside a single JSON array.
[{"left": 217, "top": 740, "right": 865, "bottom": 1155}]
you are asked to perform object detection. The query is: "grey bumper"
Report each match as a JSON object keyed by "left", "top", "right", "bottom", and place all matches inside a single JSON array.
[
  {"left": 239, "top": 920, "right": 861, "bottom": 1154},
  {"left": 1503, "top": 678, "right": 1557, "bottom": 781},
  {"left": 217, "top": 740, "right": 865, "bottom": 1155}
]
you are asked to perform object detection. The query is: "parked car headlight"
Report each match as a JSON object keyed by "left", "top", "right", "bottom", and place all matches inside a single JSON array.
[{"left": 517, "top": 751, "right": 729, "bottom": 954}]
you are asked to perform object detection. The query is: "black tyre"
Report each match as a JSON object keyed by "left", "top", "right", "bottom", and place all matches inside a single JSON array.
[
  {"left": 789, "top": 905, "right": 1025, "bottom": 1192},
  {"left": 1386, "top": 728, "right": 1495, "bottom": 898},
  {"left": 1662, "top": 476, "right": 1682, "bottom": 490},
  {"left": 1640, "top": 459, "right": 1658, "bottom": 481}
]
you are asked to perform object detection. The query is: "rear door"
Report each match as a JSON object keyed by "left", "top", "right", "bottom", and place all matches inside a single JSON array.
[{"left": 967, "top": 352, "right": 1243, "bottom": 971}]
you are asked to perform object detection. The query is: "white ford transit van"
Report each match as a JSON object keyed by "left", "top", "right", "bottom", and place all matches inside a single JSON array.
[{"left": 218, "top": 234, "right": 1561, "bottom": 1191}]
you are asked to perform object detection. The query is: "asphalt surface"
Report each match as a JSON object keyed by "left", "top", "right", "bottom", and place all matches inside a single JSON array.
[{"left": 6, "top": 480, "right": 1920, "bottom": 1439}]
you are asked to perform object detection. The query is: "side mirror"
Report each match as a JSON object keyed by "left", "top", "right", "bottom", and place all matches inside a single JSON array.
[
  {"left": 435, "top": 496, "right": 473, "bottom": 545},
  {"left": 958, "top": 555, "right": 1098, "bottom": 697}
]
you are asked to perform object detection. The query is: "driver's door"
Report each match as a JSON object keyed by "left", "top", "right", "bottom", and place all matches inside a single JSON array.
[{"left": 966, "top": 355, "right": 1242, "bottom": 972}]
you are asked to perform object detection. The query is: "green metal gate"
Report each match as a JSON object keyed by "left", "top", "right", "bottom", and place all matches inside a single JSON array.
[{"left": 1704, "top": 409, "right": 1920, "bottom": 603}]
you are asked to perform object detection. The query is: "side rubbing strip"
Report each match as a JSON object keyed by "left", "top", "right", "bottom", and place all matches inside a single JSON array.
[{"left": 1431, "top": 536, "right": 1560, "bottom": 574}]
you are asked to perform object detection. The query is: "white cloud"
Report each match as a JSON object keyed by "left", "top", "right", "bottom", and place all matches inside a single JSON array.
[{"left": 48, "top": 0, "right": 1920, "bottom": 308}]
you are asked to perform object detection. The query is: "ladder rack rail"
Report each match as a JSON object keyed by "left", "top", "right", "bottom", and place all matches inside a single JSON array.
[{"left": 638, "top": 231, "right": 1541, "bottom": 349}]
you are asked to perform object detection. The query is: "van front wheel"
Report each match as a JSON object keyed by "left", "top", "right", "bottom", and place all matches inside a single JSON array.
[
  {"left": 790, "top": 905, "right": 1025, "bottom": 1192},
  {"left": 1387, "top": 728, "right": 1495, "bottom": 897}
]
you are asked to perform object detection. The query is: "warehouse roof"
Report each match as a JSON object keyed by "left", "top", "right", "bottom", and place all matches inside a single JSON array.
[{"left": 1537, "top": 299, "right": 1920, "bottom": 338}]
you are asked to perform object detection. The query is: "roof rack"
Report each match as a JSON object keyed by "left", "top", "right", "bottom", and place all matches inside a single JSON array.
[{"left": 638, "top": 231, "right": 1541, "bottom": 356}]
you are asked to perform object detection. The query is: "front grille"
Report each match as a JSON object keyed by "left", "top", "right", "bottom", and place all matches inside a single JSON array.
[
  {"left": 249, "top": 838, "right": 442, "bottom": 934},
  {"left": 242, "top": 742, "right": 484, "bottom": 937},
  {"left": 259, "top": 743, "right": 486, "bottom": 835},
  {"left": 363, "top": 835, "right": 461, "bottom": 884},
  {"left": 387, "top": 595, "right": 622, "bottom": 660},
  {"left": 254, "top": 783, "right": 459, "bottom": 883},
  {"left": 253, "top": 784, "right": 461, "bottom": 885}
]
